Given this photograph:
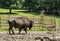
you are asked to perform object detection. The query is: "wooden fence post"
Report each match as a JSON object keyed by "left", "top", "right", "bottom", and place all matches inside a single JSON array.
[
  {"left": 41, "top": 16, "right": 43, "bottom": 28},
  {"left": 51, "top": 18, "right": 52, "bottom": 25},
  {"left": 54, "top": 16, "right": 56, "bottom": 31},
  {"left": 0, "top": 15, "right": 1, "bottom": 28},
  {"left": 33, "top": 16, "right": 35, "bottom": 31},
  {"left": 8, "top": 14, "right": 10, "bottom": 19},
  {"left": 39, "top": 16, "right": 41, "bottom": 31}
]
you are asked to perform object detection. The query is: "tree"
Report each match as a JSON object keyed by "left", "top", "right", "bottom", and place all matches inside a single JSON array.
[
  {"left": 22, "top": 0, "right": 41, "bottom": 11},
  {"left": 0, "top": 0, "right": 16, "bottom": 14},
  {"left": 0, "top": 0, "right": 15, "bottom": 8}
]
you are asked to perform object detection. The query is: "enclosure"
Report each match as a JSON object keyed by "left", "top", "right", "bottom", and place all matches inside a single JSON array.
[
  {"left": 0, "top": 14, "right": 59, "bottom": 31},
  {"left": 0, "top": 13, "right": 60, "bottom": 41},
  {"left": 0, "top": 0, "right": 60, "bottom": 41}
]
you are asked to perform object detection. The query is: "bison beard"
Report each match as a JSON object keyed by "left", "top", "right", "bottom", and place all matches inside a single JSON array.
[{"left": 8, "top": 17, "right": 33, "bottom": 34}]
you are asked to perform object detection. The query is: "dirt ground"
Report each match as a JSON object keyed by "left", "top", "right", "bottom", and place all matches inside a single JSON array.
[{"left": 0, "top": 31, "right": 60, "bottom": 41}]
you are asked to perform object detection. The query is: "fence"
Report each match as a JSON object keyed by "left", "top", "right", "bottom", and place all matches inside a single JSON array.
[{"left": 0, "top": 14, "right": 56, "bottom": 31}]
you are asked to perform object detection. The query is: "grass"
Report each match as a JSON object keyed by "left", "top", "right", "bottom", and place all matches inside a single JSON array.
[{"left": 0, "top": 8, "right": 60, "bottom": 32}]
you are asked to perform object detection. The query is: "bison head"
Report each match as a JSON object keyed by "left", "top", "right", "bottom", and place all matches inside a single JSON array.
[{"left": 29, "top": 20, "right": 33, "bottom": 30}]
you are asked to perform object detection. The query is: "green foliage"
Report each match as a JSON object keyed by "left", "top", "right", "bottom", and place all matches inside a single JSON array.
[
  {"left": 0, "top": 0, "right": 60, "bottom": 10},
  {"left": 22, "top": 0, "right": 41, "bottom": 11},
  {"left": 0, "top": 0, "right": 60, "bottom": 15},
  {"left": 0, "top": 0, "right": 15, "bottom": 8},
  {"left": 22, "top": 0, "right": 59, "bottom": 11}
]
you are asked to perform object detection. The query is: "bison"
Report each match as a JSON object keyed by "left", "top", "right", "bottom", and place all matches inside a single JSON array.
[{"left": 8, "top": 17, "right": 33, "bottom": 34}]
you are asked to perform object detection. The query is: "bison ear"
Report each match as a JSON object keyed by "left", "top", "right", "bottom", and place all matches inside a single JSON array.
[{"left": 30, "top": 20, "right": 34, "bottom": 24}]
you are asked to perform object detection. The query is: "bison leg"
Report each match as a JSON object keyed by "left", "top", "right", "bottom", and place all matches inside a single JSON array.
[
  {"left": 23, "top": 27, "right": 27, "bottom": 34},
  {"left": 18, "top": 27, "right": 22, "bottom": 34},
  {"left": 11, "top": 28, "right": 14, "bottom": 34},
  {"left": 9, "top": 27, "right": 11, "bottom": 34},
  {"left": 9, "top": 26, "right": 14, "bottom": 34}
]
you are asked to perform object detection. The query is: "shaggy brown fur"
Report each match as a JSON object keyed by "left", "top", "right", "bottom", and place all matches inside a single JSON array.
[{"left": 8, "top": 17, "right": 33, "bottom": 34}]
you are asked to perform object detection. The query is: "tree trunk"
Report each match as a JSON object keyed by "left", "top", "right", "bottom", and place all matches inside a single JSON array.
[
  {"left": 56, "top": 8, "right": 60, "bottom": 15},
  {"left": 58, "top": 8, "right": 60, "bottom": 15},
  {"left": 9, "top": 8, "right": 12, "bottom": 14}
]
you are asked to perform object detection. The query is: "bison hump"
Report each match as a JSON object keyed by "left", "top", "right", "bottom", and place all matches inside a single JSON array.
[{"left": 15, "top": 19, "right": 25, "bottom": 25}]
